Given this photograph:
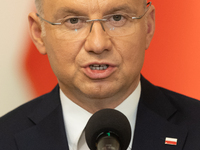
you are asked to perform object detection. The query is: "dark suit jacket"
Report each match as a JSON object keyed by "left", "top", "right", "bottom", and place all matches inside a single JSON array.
[{"left": 1, "top": 76, "right": 200, "bottom": 150}]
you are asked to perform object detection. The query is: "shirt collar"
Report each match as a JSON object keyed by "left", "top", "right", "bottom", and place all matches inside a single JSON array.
[
  {"left": 115, "top": 82, "right": 141, "bottom": 149},
  {"left": 60, "top": 82, "right": 141, "bottom": 150},
  {"left": 60, "top": 91, "right": 92, "bottom": 150}
]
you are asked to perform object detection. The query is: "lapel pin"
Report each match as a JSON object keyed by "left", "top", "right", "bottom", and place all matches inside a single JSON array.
[{"left": 165, "top": 137, "right": 178, "bottom": 145}]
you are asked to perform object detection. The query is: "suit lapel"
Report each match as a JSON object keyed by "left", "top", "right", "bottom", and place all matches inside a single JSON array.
[
  {"left": 132, "top": 103, "right": 188, "bottom": 150},
  {"left": 132, "top": 76, "right": 188, "bottom": 150},
  {"left": 15, "top": 85, "right": 69, "bottom": 150}
]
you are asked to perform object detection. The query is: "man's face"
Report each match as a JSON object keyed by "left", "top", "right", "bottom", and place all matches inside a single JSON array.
[{"left": 37, "top": 0, "right": 154, "bottom": 107}]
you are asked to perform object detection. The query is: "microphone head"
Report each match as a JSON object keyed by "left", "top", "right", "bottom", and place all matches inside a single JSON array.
[{"left": 85, "top": 109, "right": 131, "bottom": 150}]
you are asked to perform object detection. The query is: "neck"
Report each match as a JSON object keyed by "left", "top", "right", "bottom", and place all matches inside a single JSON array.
[{"left": 59, "top": 79, "right": 140, "bottom": 114}]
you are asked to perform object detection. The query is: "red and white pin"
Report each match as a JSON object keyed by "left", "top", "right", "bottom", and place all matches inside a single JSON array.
[{"left": 165, "top": 137, "right": 178, "bottom": 145}]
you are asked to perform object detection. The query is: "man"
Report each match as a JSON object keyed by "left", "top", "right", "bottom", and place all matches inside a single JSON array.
[{"left": 1, "top": 0, "right": 200, "bottom": 149}]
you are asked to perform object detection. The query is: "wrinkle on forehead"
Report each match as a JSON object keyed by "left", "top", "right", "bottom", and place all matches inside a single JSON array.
[
  {"left": 99, "top": 0, "right": 141, "bottom": 16},
  {"left": 44, "top": 0, "right": 89, "bottom": 15},
  {"left": 88, "top": 0, "right": 137, "bottom": 14},
  {"left": 44, "top": 0, "right": 143, "bottom": 18}
]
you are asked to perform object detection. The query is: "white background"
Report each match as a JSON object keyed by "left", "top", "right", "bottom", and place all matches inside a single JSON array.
[{"left": 0, "top": 0, "right": 35, "bottom": 116}]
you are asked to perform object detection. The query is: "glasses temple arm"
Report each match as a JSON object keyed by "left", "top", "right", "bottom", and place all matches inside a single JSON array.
[
  {"left": 36, "top": 13, "right": 61, "bottom": 25},
  {"left": 132, "top": 2, "right": 152, "bottom": 20}
]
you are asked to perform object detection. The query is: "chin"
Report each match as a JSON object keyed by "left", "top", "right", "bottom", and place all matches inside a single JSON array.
[
  {"left": 83, "top": 89, "right": 116, "bottom": 100},
  {"left": 76, "top": 80, "right": 122, "bottom": 100}
]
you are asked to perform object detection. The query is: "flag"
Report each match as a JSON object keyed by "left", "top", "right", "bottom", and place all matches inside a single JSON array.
[{"left": 165, "top": 137, "right": 178, "bottom": 146}]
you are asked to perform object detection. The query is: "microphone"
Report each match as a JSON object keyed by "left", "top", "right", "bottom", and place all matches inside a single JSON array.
[{"left": 85, "top": 109, "right": 131, "bottom": 150}]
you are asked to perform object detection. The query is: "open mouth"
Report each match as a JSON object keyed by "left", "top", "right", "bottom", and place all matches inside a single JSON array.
[
  {"left": 83, "top": 63, "right": 115, "bottom": 79},
  {"left": 89, "top": 64, "right": 109, "bottom": 70}
]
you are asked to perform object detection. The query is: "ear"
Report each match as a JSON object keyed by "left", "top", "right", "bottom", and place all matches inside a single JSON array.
[
  {"left": 145, "top": 5, "right": 155, "bottom": 50},
  {"left": 28, "top": 12, "right": 47, "bottom": 55}
]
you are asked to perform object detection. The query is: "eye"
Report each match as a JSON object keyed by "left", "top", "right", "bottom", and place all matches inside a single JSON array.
[
  {"left": 69, "top": 18, "right": 79, "bottom": 24},
  {"left": 106, "top": 14, "right": 127, "bottom": 27},
  {"left": 112, "top": 15, "right": 122, "bottom": 21},
  {"left": 63, "top": 17, "right": 86, "bottom": 25},
  {"left": 62, "top": 16, "right": 88, "bottom": 30}
]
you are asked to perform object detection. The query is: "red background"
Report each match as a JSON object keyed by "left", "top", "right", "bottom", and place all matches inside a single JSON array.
[{"left": 24, "top": 0, "right": 200, "bottom": 100}]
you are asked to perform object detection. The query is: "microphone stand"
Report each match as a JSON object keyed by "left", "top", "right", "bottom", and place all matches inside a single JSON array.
[{"left": 96, "top": 133, "right": 120, "bottom": 150}]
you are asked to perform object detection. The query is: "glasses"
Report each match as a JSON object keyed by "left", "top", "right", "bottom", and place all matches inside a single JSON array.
[{"left": 37, "top": 2, "right": 151, "bottom": 41}]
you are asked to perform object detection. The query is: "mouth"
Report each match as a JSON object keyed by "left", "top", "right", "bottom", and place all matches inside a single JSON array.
[
  {"left": 89, "top": 64, "right": 109, "bottom": 70},
  {"left": 83, "top": 63, "right": 116, "bottom": 79}
]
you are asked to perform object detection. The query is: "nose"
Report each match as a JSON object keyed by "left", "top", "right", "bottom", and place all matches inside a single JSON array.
[{"left": 84, "top": 21, "right": 112, "bottom": 54}]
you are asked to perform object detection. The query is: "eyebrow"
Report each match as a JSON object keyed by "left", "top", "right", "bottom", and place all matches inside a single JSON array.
[
  {"left": 103, "top": 4, "right": 137, "bottom": 15},
  {"left": 53, "top": 7, "right": 87, "bottom": 19}
]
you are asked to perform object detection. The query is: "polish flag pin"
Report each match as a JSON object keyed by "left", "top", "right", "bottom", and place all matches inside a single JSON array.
[{"left": 165, "top": 137, "right": 178, "bottom": 145}]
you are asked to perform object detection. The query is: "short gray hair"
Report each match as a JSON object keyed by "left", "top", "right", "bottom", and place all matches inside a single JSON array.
[
  {"left": 35, "top": 0, "right": 46, "bottom": 36},
  {"left": 35, "top": 0, "right": 43, "bottom": 16}
]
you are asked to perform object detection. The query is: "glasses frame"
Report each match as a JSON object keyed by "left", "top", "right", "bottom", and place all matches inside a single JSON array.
[{"left": 36, "top": 2, "right": 152, "bottom": 26}]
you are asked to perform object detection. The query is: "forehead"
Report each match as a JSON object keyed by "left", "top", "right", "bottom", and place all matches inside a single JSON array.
[{"left": 43, "top": 0, "right": 143, "bottom": 16}]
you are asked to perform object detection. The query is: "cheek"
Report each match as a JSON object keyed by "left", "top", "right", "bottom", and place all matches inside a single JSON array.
[
  {"left": 113, "top": 36, "right": 145, "bottom": 65},
  {"left": 45, "top": 32, "right": 81, "bottom": 60},
  {"left": 43, "top": 35, "right": 84, "bottom": 77},
  {"left": 47, "top": 42, "right": 74, "bottom": 66},
  {"left": 111, "top": 34, "right": 146, "bottom": 81}
]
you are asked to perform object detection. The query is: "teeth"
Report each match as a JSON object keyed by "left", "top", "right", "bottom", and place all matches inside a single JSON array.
[{"left": 90, "top": 65, "right": 108, "bottom": 70}]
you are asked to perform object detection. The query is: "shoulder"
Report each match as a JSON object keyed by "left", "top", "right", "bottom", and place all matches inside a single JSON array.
[
  {"left": 0, "top": 93, "right": 44, "bottom": 122},
  {"left": 159, "top": 86, "right": 200, "bottom": 119},
  {"left": 140, "top": 75, "right": 200, "bottom": 121},
  {"left": 0, "top": 85, "right": 59, "bottom": 124},
  {"left": 0, "top": 94, "right": 46, "bottom": 134},
  {"left": 0, "top": 94, "right": 44, "bottom": 148},
  {"left": 0, "top": 85, "right": 60, "bottom": 147}
]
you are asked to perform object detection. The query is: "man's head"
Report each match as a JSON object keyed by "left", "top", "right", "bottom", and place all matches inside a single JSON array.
[{"left": 29, "top": 0, "right": 155, "bottom": 113}]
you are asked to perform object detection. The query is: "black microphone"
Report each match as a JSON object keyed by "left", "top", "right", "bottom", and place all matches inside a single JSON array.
[{"left": 85, "top": 109, "right": 131, "bottom": 150}]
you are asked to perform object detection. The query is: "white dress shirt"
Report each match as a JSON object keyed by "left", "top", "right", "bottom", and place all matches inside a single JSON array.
[{"left": 60, "top": 82, "right": 141, "bottom": 150}]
